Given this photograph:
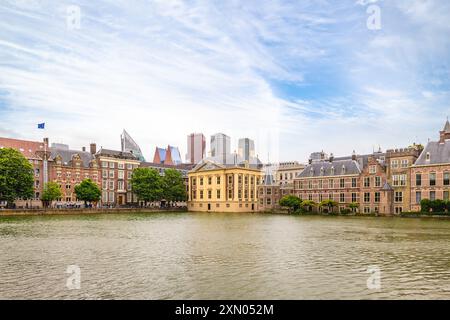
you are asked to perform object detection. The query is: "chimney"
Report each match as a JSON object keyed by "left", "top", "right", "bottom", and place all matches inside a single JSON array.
[
  {"left": 352, "top": 150, "right": 356, "bottom": 161},
  {"left": 82, "top": 146, "right": 86, "bottom": 152},
  {"left": 43, "top": 137, "right": 49, "bottom": 147},
  {"left": 90, "top": 143, "right": 97, "bottom": 154},
  {"left": 329, "top": 153, "right": 334, "bottom": 162}
]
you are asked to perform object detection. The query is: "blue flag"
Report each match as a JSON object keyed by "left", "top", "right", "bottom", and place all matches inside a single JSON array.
[{"left": 37, "top": 123, "right": 45, "bottom": 129}]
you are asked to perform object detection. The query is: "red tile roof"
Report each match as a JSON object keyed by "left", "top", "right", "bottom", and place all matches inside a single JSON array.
[{"left": 0, "top": 137, "right": 45, "bottom": 159}]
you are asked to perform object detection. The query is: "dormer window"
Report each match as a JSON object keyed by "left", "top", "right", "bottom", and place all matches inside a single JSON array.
[
  {"left": 310, "top": 168, "right": 314, "bottom": 177},
  {"left": 331, "top": 166, "right": 335, "bottom": 175},
  {"left": 341, "top": 165, "right": 346, "bottom": 174},
  {"left": 426, "top": 152, "right": 430, "bottom": 161},
  {"left": 320, "top": 167, "right": 324, "bottom": 176}
]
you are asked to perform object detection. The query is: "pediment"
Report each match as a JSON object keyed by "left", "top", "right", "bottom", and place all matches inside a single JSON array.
[{"left": 192, "top": 160, "right": 225, "bottom": 172}]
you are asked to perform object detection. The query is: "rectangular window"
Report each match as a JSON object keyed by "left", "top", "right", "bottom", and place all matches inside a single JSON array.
[
  {"left": 352, "top": 178, "right": 357, "bottom": 188},
  {"left": 217, "top": 176, "right": 221, "bottom": 184},
  {"left": 267, "top": 198, "right": 271, "bottom": 205},
  {"left": 208, "top": 190, "right": 212, "bottom": 199},
  {"left": 319, "top": 180, "right": 323, "bottom": 189},
  {"left": 109, "top": 181, "right": 114, "bottom": 190},
  {"left": 216, "top": 190, "right": 220, "bottom": 199},
  {"left": 117, "top": 181, "right": 124, "bottom": 190},
  {"left": 228, "top": 189, "right": 232, "bottom": 199},
  {"left": 118, "top": 170, "right": 124, "bottom": 179},
  {"left": 374, "top": 192, "right": 380, "bottom": 203},
  {"left": 200, "top": 190, "right": 204, "bottom": 199},
  {"left": 375, "top": 176, "right": 381, "bottom": 187},
  {"left": 369, "top": 165, "right": 377, "bottom": 174},
  {"left": 200, "top": 178, "right": 203, "bottom": 186},
  {"left": 430, "top": 191, "right": 436, "bottom": 201},
  {"left": 416, "top": 191, "right": 421, "bottom": 204},
  {"left": 109, "top": 162, "right": 115, "bottom": 169},
  {"left": 340, "top": 179, "right": 345, "bottom": 188},
  {"left": 102, "top": 170, "right": 108, "bottom": 178},
  {"left": 401, "top": 159, "right": 408, "bottom": 168},
  {"left": 109, "top": 171, "right": 114, "bottom": 179},
  {"left": 430, "top": 173, "right": 436, "bottom": 186},
  {"left": 118, "top": 163, "right": 125, "bottom": 169},
  {"left": 208, "top": 177, "right": 212, "bottom": 185},
  {"left": 391, "top": 160, "right": 398, "bottom": 169},
  {"left": 416, "top": 174, "right": 422, "bottom": 186},
  {"left": 127, "top": 163, "right": 133, "bottom": 170},
  {"left": 329, "top": 179, "right": 334, "bottom": 189},
  {"left": 444, "top": 191, "right": 449, "bottom": 201},
  {"left": 364, "top": 192, "right": 370, "bottom": 203},
  {"left": 238, "top": 175, "right": 242, "bottom": 184},
  {"left": 127, "top": 171, "right": 132, "bottom": 179},
  {"left": 340, "top": 193, "right": 345, "bottom": 203},
  {"left": 109, "top": 192, "right": 114, "bottom": 203},
  {"left": 352, "top": 193, "right": 357, "bottom": 203},
  {"left": 364, "top": 177, "right": 370, "bottom": 187},
  {"left": 102, "top": 161, "right": 108, "bottom": 168},
  {"left": 395, "top": 191, "right": 403, "bottom": 203},
  {"left": 444, "top": 172, "right": 450, "bottom": 186},
  {"left": 238, "top": 190, "right": 242, "bottom": 199},
  {"left": 308, "top": 181, "right": 312, "bottom": 189},
  {"left": 228, "top": 176, "right": 233, "bottom": 184}
]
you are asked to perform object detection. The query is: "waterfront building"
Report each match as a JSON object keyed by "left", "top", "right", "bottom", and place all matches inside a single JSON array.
[
  {"left": 210, "top": 133, "right": 231, "bottom": 164},
  {"left": 96, "top": 147, "right": 140, "bottom": 206},
  {"left": 186, "top": 133, "right": 206, "bottom": 165},
  {"left": 49, "top": 142, "right": 100, "bottom": 206},
  {"left": 187, "top": 159, "right": 263, "bottom": 212},
  {"left": 294, "top": 152, "right": 363, "bottom": 213},
  {"left": 257, "top": 166, "right": 281, "bottom": 212},
  {"left": 238, "top": 138, "right": 255, "bottom": 162},
  {"left": 153, "top": 145, "right": 182, "bottom": 165},
  {"left": 0, "top": 136, "right": 49, "bottom": 208},
  {"left": 410, "top": 120, "right": 450, "bottom": 212},
  {"left": 121, "top": 129, "right": 145, "bottom": 162}
]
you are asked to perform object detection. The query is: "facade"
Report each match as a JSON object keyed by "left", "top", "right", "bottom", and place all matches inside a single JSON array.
[
  {"left": 153, "top": 145, "right": 182, "bottom": 165},
  {"left": 359, "top": 155, "right": 390, "bottom": 215},
  {"left": 49, "top": 143, "right": 100, "bottom": 206},
  {"left": 210, "top": 133, "right": 230, "bottom": 164},
  {"left": 257, "top": 168, "right": 281, "bottom": 212},
  {"left": 238, "top": 138, "right": 255, "bottom": 161},
  {"left": 0, "top": 137, "right": 49, "bottom": 208},
  {"left": 410, "top": 121, "right": 450, "bottom": 212},
  {"left": 294, "top": 154, "right": 362, "bottom": 213},
  {"left": 121, "top": 129, "right": 145, "bottom": 162},
  {"left": 187, "top": 159, "right": 262, "bottom": 212},
  {"left": 97, "top": 148, "right": 141, "bottom": 206},
  {"left": 186, "top": 133, "right": 206, "bottom": 165}
]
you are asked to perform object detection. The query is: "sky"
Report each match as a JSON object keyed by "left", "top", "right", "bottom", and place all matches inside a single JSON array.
[{"left": 1, "top": 0, "right": 450, "bottom": 163}]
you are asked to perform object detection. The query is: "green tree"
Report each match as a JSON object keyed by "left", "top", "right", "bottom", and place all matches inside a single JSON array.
[
  {"left": 0, "top": 148, "right": 34, "bottom": 207},
  {"left": 279, "top": 195, "right": 302, "bottom": 213},
  {"left": 348, "top": 202, "right": 360, "bottom": 213},
  {"left": 301, "top": 200, "right": 317, "bottom": 212},
  {"left": 130, "top": 168, "right": 163, "bottom": 205},
  {"left": 162, "top": 169, "right": 186, "bottom": 206},
  {"left": 420, "top": 199, "right": 431, "bottom": 213},
  {"left": 41, "top": 182, "right": 62, "bottom": 207},
  {"left": 74, "top": 179, "right": 101, "bottom": 207},
  {"left": 319, "top": 199, "right": 338, "bottom": 213}
]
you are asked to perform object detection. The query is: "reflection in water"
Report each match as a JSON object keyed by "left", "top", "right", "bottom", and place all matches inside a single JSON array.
[{"left": 0, "top": 213, "right": 449, "bottom": 299}]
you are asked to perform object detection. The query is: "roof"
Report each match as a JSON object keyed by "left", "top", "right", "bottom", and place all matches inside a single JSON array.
[
  {"left": 97, "top": 148, "right": 139, "bottom": 160},
  {"left": 156, "top": 147, "right": 166, "bottom": 162},
  {"left": 50, "top": 147, "right": 95, "bottom": 168},
  {"left": 191, "top": 158, "right": 262, "bottom": 172},
  {"left": 444, "top": 120, "right": 450, "bottom": 133},
  {"left": 381, "top": 182, "right": 394, "bottom": 191},
  {"left": 121, "top": 130, "right": 145, "bottom": 162},
  {"left": 414, "top": 140, "right": 450, "bottom": 165},
  {"left": 0, "top": 137, "right": 45, "bottom": 159},
  {"left": 297, "top": 159, "right": 362, "bottom": 178},
  {"left": 141, "top": 162, "right": 194, "bottom": 171},
  {"left": 168, "top": 145, "right": 182, "bottom": 165}
]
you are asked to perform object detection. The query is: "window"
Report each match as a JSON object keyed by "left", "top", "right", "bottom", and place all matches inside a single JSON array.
[
  {"left": 200, "top": 178, "right": 203, "bottom": 186},
  {"left": 341, "top": 165, "right": 346, "bottom": 174},
  {"left": 208, "top": 177, "right": 212, "bottom": 185},
  {"left": 364, "top": 177, "right": 370, "bottom": 187},
  {"left": 238, "top": 190, "right": 242, "bottom": 199},
  {"left": 101, "top": 161, "right": 108, "bottom": 168},
  {"left": 394, "top": 191, "right": 403, "bottom": 203},
  {"left": 319, "top": 180, "right": 323, "bottom": 189},
  {"left": 329, "top": 193, "right": 333, "bottom": 200},
  {"left": 340, "top": 178, "right": 345, "bottom": 188},
  {"left": 329, "top": 179, "right": 334, "bottom": 188},
  {"left": 267, "top": 198, "right": 272, "bottom": 205},
  {"left": 444, "top": 172, "right": 450, "bottom": 186},
  {"left": 228, "top": 189, "right": 233, "bottom": 199},
  {"left": 331, "top": 167, "right": 335, "bottom": 175},
  {"left": 352, "top": 178, "right": 357, "bottom": 188},
  {"left": 102, "top": 180, "right": 107, "bottom": 189},
  {"left": 244, "top": 189, "right": 248, "bottom": 199},
  {"left": 320, "top": 167, "right": 324, "bottom": 176},
  {"left": 426, "top": 152, "right": 430, "bottom": 161},
  {"left": 117, "top": 181, "right": 124, "bottom": 190},
  {"left": 393, "top": 174, "right": 407, "bottom": 186},
  {"left": 369, "top": 165, "right": 377, "bottom": 174},
  {"left": 375, "top": 176, "right": 381, "bottom": 187},
  {"left": 109, "top": 192, "right": 114, "bottom": 202},
  {"left": 109, "top": 170, "right": 114, "bottom": 179},
  {"left": 374, "top": 192, "right": 380, "bottom": 203},
  {"left": 238, "top": 175, "right": 243, "bottom": 184},
  {"left": 208, "top": 190, "right": 212, "bottom": 199},
  {"left": 364, "top": 192, "right": 370, "bottom": 203},
  {"left": 391, "top": 160, "right": 399, "bottom": 169},
  {"left": 416, "top": 174, "right": 422, "bottom": 186},
  {"left": 364, "top": 207, "right": 370, "bottom": 214},
  {"left": 444, "top": 191, "right": 449, "bottom": 201},
  {"left": 216, "top": 190, "right": 220, "bottom": 199},
  {"left": 251, "top": 190, "right": 254, "bottom": 199},
  {"left": 244, "top": 176, "right": 248, "bottom": 185},
  {"left": 200, "top": 190, "right": 204, "bottom": 199},
  {"left": 416, "top": 191, "right": 421, "bottom": 204},
  {"left": 429, "top": 173, "right": 436, "bottom": 186},
  {"left": 430, "top": 191, "right": 436, "bottom": 201},
  {"left": 118, "top": 163, "right": 124, "bottom": 169},
  {"left": 401, "top": 159, "right": 408, "bottom": 168},
  {"left": 228, "top": 176, "right": 233, "bottom": 184},
  {"left": 109, "top": 181, "right": 114, "bottom": 190},
  {"left": 340, "top": 193, "right": 345, "bottom": 203},
  {"left": 127, "top": 171, "right": 132, "bottom": 179},
  {"left": 395, "top": 207, "right": 403, "bottom": 214},
  {"left": 308, "top": 181, "right": 312, "bottom": 189},
  {"left": 319, "top": 194, "right": 323, "bottom": 202},
  {"left": 267, "top": 188, "right": 272, "bottom": 195},
  {"left": 109, "top": 162, "right": 115, "bottom": 169},
  {"left": 118, "top": 170, "right": 124, "bottom": 179},
  {"left": 127, "top": 163, "right": 133, "bottom": 170},
  {"left": 352, "top": 193, "right": 357, "bottom": 203}
]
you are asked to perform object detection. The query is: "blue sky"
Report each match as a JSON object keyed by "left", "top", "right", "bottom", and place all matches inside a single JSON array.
[{"left": 1, "top": 0, "right": 450, "bottom": 162}]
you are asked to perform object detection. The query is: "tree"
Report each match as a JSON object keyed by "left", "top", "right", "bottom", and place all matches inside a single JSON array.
[
  {"left": 161, "top": 169, "right": 186, "bottom": 206},
  {"left": 0, "top": 148, "right": 34, "bottom": 207},
  {"left": 41, "top": 182, "right": 62, "bottom": 207},
  {"left": 348, "top": 202, "right": 360, "bottom": 213},
  {"left": 301, "top": 200, "right": 317, "bottom": 212},
  {"left": 279, "top": 195, "right": 302, "bottom": 213},
  {"left": 319, "top": 199, "right": 338, "bottom": 214},
  {"left": 130, "top": 168, "right": 163, "bottom": 205},
  {"left": 74, "top": 179, "right": 101, "bottom": 207},
  {"left": 420, "top": 199, "right": 431, "bottom": 213}
]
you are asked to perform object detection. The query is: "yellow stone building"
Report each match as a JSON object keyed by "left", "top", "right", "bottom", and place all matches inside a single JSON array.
[{"left": 187, "top": 160, "right": 263, "bottom": 212}]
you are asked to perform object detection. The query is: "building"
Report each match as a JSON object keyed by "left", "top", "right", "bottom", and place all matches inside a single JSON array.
[
  {"left": 294, "top": 153, "right": 362, "bottom": 213},
  {"left": 96, "top": 147, "right": 141, "bottom": 206},
  {"left": 385, "top": 146, "right": 422, "bottom": 214},
  {"left": 238, "top": 138, "right": 255, "bottom": 161},
  {"left": 121, "top": 129, "right": 145, "bottom": 161},
  {"left": 410, "top": 120, "right": 450, "bottom": 212},
  {"left": 0, "top": 136, "right": 49, "bottom": 208},
  {"left": 187, "top": 159, "right": 263, "bottom": 212},
  {"left": 210, "top": 133, "right": 230, "bottom": 164},
  {"left": 257, "top": 166, "right": 281, "bottom": 212},
  {"left": 49, "top": 142, "right": 100, "bottom": 206},
  {"left": 153, "top": 145, "right": 182, "bottom": 165},
  {"left": 186, "top": 133, "right": 206, "bottom": 165}
]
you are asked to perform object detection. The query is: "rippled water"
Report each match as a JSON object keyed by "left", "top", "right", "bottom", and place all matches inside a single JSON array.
[{"left": 0, "top": 212, "right": 449, "bottom": 299}]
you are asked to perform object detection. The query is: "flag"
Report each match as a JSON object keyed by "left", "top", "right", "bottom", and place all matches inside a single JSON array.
[{"left": 37, "top": 123, "right": 45, "bottom": 129}]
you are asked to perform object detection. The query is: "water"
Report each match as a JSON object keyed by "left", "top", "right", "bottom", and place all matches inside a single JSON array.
[{"left": 0, "top": 212, "right": 449, "bottom": 299}]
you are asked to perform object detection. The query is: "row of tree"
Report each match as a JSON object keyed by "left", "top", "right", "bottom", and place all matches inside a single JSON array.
[
  {"left": 279, "top": 195, "right": 359, "bottom": 214},
  {"left": 420, "top": 199, "right": 450, "bottom": 213},
  {"left": 1, "top": 148, "right": 186, "bottom": 208}
]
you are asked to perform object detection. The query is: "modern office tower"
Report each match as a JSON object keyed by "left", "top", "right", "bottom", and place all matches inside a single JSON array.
[
  {"left": 210, "top": 133, "right": 230, "bottom": 164},
  {"left": 121, "top": 129, "right": 145, "bottom": 161},
  {"left": 186, "top": 133, "right": 206, "bottom": 165},
  {"left": 238, "top": 138, "right": 255, "bottom": 161}
]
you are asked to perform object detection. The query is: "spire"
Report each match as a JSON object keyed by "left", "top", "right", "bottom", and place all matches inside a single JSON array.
[{"left": 444, "top": 117, "right": 450, "bottom": 133}]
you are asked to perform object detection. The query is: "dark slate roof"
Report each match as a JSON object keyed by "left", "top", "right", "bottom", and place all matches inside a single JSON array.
[
  {"left": 50, "top": 147, "right": 95, "bottom": 168},
  {"left": 97, "top": 148, "right": 138, "bottom": 160},
  {"left": 141, "top": 162, "right": 194, "bottom": 171},
  {"left": 381, "top": 182, "right": 394, "bottom": 191},
  {"left": 297, "top": 159, "right": 362, "bottom": 178},
  {"left": 444, "top": 120, "right": 450, "bottom": 132},
  {"left": 414, "top": 140, "right": 450, "bottom": 165}
]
